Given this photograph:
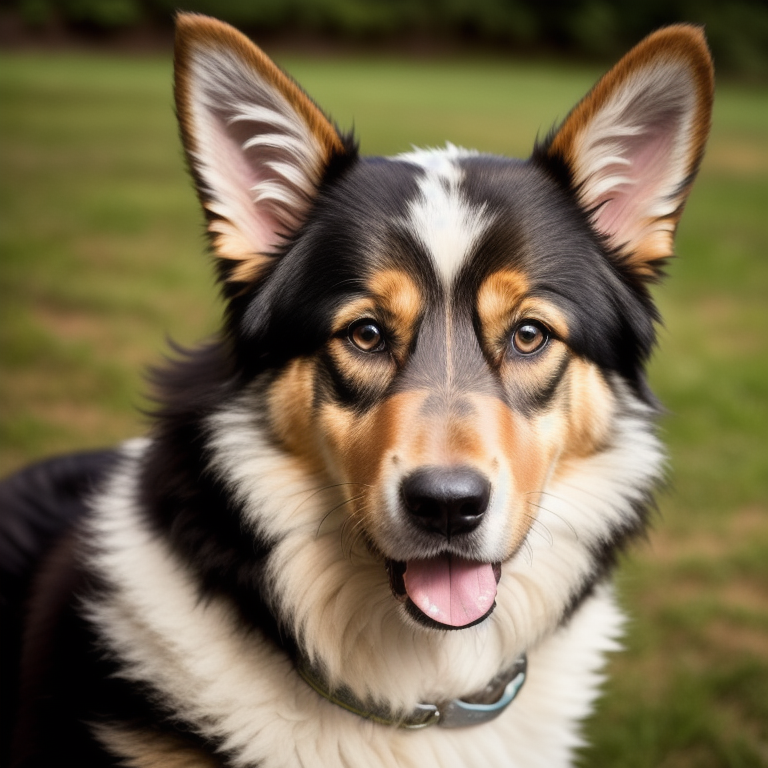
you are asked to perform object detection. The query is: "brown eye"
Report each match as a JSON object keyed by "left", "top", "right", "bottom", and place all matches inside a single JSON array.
[
  {"left": 349, "top": 319, "right": 386, "bottom": 352},
  {"left": 511, "top": 321, "right": 548, "bottom": 355}
]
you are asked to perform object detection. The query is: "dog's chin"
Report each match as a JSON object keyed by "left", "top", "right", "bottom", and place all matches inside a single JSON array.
[{"left": 386, "top": 558, "right": 502, "bottom": 631}]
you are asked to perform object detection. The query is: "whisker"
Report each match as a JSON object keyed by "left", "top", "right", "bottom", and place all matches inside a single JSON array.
[
  {"left": 521, "top": 510, "right": 554, "bottom": 546},
  {"left": 315, "top": 493, "right": 366, "bottom": 538},
  {"left": 341, "top": 513, "right": 370, "bottom": 561},
  {"left": 288, "top": 480, "right": 372, "bottom": 516},
  {"left": 539, "top": 483, "right": 611, "bottom": 506},
  {"left": 525, "top": 499, "right": 579, "bottom": 540},
  {"left": 520, "top": 538, "right": 534, "bottom": 566}
]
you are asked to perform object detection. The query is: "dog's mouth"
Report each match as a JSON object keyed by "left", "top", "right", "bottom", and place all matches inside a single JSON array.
[{"left": 387, "top": 557, "right": 502, "bottom": 630}]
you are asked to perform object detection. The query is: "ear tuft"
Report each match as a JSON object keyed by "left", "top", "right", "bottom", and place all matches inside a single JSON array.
[
  {"left": 539, "top": 25, "right": 714, "bottom": 282},
  {"left": 174, "top": 13, "right": 349, "bottom": 285}
]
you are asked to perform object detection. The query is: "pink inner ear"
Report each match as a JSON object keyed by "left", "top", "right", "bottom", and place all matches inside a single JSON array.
[
  {"left": 591, "top": 126, "right": 677, "bottom": 247},
  {"left": 203, "top": 114, "right": 285, "bottom": 256}
]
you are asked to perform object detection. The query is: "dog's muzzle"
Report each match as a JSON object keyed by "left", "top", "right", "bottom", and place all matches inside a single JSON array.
[{"left": 388, "top": 465, "right": 500, "bottom": 629}]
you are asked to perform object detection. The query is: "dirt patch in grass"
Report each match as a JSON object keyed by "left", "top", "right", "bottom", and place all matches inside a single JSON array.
[
  {"left": 706, "top": 619, "right": 768, "bottom": 657},
  {"left": 32, "top": 300, "right": 168, "bottom": 368},
  {"left": 628, "top": 504, "right": 768, "bottom": 675},
  {"left": 658, "top": 747, "right": 720, "bottom": 768},
  {"left": 718, "top": 578, "right": 768, "bottom": 612},
  {"left": 34, "top": 302, "right": 111, "bottom": 342},
  {"left": 37, "top": 400, "right": 126, "bottom": 435},
  {"left": 705, "top": 143, "right": 768, "bottom": 175},
  {"left": 644, "top": 505, "right": 768, "bottom": 563}
]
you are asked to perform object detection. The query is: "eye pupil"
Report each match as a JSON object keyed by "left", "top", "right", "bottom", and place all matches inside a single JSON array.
[
  {"left": 359, "top": 325, "right": 378, "bottom": 343},
  {"left": 349, "top": 320, "right": 385, "bottom": 352},
  {"left": 512, "top": 321, "right": 548, "bottom": 355}
]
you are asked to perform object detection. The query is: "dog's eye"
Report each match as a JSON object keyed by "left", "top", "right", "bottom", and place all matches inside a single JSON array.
[
  {"left": 348, "top": 319, "right": 386, "bottom": 353},
  {"left": 511, "top": 321, "right": 549, "bottom": 355}
]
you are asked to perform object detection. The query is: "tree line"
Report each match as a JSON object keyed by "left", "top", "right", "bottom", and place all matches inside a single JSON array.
[{"left": 11, "top": 0, "right": 768, "bottom": 78}]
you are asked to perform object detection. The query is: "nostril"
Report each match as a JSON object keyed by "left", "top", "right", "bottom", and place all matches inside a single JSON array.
[
  {"left": 401, "top": 467, "right": 491, "bottom": 538},
  {"left": 460, "top": 501, "right": 480, "bottom": 518},
  {"left": 410, "top": 498, "right": 440, "bottom": 519}
]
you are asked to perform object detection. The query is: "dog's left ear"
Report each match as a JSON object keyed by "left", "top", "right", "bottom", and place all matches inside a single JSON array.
[
  {"left": 539, "top": 25, "right": 714, "bottom": 282},
  {"left": 174, "top": 13, "right": 349, "bottom": 286}
]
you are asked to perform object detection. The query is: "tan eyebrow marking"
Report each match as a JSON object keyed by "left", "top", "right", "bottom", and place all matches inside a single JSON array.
[
  {"left": 476, "top": 269, "right": 570, "bottom": 356},
  {"left": 477, "top": 270, "right": 530, "bottom": 347},
  {"left": 330, "top": 269, "right": 422, "bottom": 353},
  {"left": 367, "top": 269, "right": 421, "bottom": 332},
  {"left": 322, "top": 269, "right": 423, "bottom": 399}
]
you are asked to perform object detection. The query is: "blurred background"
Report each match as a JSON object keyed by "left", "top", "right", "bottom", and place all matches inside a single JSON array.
[
  {"left": 1, "top": 1, "right": 766, "bottom": 766},
  {"left": 2, "top": 0, "right": 768, "bottom": 78}
]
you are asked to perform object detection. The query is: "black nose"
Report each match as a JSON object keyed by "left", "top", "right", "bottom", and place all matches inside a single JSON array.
[{"left": 401, "top": 467, "right": 491, "bottom": 539}]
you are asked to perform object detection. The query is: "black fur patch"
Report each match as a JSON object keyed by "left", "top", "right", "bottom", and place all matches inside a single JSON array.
[{"left": 0, "top": 450, "right": 120, "bottom": 766}]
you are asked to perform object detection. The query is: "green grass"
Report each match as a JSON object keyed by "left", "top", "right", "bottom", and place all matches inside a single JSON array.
[{"left": 1, "top": 51, "right": 767, "bottom": 766}]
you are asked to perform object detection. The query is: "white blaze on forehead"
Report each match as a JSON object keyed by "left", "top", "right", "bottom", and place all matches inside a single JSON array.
[{"left": 397, "top": 145, "right": 494, "bottom": 286}]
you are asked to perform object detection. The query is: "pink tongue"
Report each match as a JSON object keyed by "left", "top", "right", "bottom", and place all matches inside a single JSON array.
[{"left": 403, "top": 556, "right": 497, "bottom": 627}]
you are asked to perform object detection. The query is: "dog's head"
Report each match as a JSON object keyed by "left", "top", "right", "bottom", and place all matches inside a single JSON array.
[{"left": 173, "top": 15, "right": 712, "bottom": 632}]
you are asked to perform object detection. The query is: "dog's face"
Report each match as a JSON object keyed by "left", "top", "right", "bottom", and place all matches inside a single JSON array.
[
  {"left": 252, "top": 154, "right": 644, "bottom": 629},
  {"left": 173, "top": 16, "right": 713, "bottom": 631}
]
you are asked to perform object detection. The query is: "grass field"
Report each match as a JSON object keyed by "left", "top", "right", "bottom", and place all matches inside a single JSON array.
[{"left": 1, "top": 49, "right": 767, "bottom": 766}]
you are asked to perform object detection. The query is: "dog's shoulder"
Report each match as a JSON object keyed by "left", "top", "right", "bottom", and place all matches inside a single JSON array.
[
  {"left": 0, "top": 449, "right": 121, "bottom": 765},
  {"left": 0, "top": 449, "right": 119, "bottom": 588}
]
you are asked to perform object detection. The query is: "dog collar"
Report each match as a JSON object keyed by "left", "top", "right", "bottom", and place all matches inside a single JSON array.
[{"left": 297, "top": 653, "right": 527, "bottom": 729}]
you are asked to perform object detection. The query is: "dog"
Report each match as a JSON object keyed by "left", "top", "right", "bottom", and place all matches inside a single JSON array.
[{"left": 0, "top": 14, "right": 713, "bottom": 767}]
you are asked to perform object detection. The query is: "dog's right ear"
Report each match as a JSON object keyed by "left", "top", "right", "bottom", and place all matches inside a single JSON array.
[{"left": 174, "top": 13, "right": 350, "bottom": 286}]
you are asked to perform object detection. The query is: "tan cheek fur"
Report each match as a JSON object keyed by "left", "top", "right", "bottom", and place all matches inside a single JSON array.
[
  {"left": 326, "top": 338, "right": 396, "bottom": 391},
  {"left": 268, "top": 359, "right": 326, "bottom": 473},
  {"left": 318, "top": 394, "right": 410, "bottom": 491},
  {"left": 318, "top": 387, "right": 560, "bottom": 554},
  {"left": 500, "top": 343, "right": 569, "bottom": 402},
  {"left": 478, "top": 363, "right": 615, "bottom": 551},
  {"left": 558, "top": 358, "right": 615, "bottom": 464},
  {"left": 272, "top": 292, "right": 613, "bottom": 561},
  {"left": 490, "top": 398, "right": 562, "bottom": 548},
  {"left": 311, "top": 363, "right": 614, "bottom": 561},
  {"left": 268, "top": 271, "right": 421, "bottom": 509}
]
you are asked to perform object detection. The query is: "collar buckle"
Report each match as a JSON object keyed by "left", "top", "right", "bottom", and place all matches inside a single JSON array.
[
  {"left": 432, "top": 656, "right": 527, "bottom": 729},
  {"left": 400, "top": 703, "right": 441, "bottom": 729}
]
